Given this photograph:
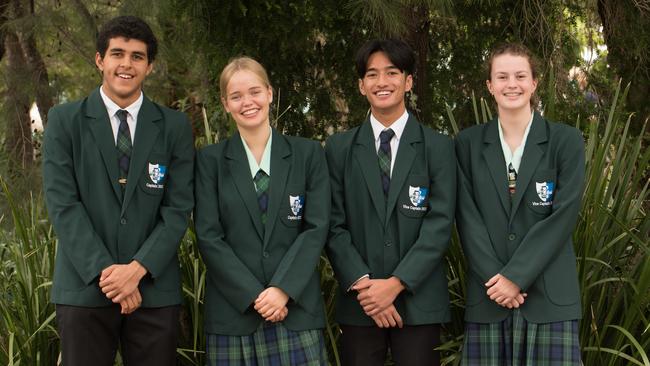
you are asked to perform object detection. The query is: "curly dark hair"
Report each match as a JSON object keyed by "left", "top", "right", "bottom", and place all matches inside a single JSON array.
[{"left": 96, "top": 15, "right": 158, "bottom": 63}]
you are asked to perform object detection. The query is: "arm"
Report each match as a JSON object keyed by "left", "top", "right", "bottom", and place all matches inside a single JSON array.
[
  {"left": 454, "top": 134, "right": 506, "bottom": 282},
  {"left": 324, "top": 136, "right": 372, "bottom": 290},
  {"left": 194, "top": 148, "right": 265, "bottom": 313},
  {"left": 500, "top": 129, "right": 585, "bottom": 290},
  {"left": 43, "top": 107, "right": 113, "bottom": 285},
  {"left": 391, "top": 135, "right": 456, "bottom": 292},
  {"left": 267, "top": 142, "right": 331, "bottom": 301}
]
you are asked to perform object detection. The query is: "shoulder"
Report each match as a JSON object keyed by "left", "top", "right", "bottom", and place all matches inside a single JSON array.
[
  {"left": 325, "top": 125, "right": 359, "bottom": 151},
  {"left": 544, "top": 118, "right": 583, "bottom": 143},
  {"left": 283, "top": 134, "right": 322, "bottom": 151},
  {"left": 150, "top": 101, "right": 190, "bottom": 127},
  {"left": 197, "top": 138, "right": 229, "bottom": 161},
  {"left": 456, "top": 123, "right": 485, "bottom": 143}
]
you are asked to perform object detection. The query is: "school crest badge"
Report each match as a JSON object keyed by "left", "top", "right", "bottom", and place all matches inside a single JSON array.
[
  {"left": 289, "top": 195, "right": 304, "bottom": 218},
  {"left": 408, "top": 186, "right": 428, "bottom": 207},
  {"left": 535, "top": 181, "right": 554, "bottom": 202},
  {"left": 148, "top": 163, "right": 166, "bottom": 185}
]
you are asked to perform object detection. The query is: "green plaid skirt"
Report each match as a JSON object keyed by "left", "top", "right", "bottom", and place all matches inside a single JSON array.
[
  {"left": 206, "top": 322, "right": 327, "bottom": 366},
  {"left": 461, "top": 309, "right": 581, "bottom": 366}
]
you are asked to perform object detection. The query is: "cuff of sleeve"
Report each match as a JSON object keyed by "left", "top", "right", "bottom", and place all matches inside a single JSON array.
[{"left": 347, "top": 274, "right": 370, "bottom": 292}]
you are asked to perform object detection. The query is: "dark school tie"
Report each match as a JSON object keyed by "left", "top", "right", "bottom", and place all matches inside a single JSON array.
[
  {"left": 254, "top": 169, "right": 270, "bottom": 224},
  {"left": 116, "top": 109, "right": 132, "bottom": 188},
  {"left": 378, "top": 129, "right": 395, "bottom": 196},
  {"left": 508, "top": 162, "right": 517, "bottom": 197}
]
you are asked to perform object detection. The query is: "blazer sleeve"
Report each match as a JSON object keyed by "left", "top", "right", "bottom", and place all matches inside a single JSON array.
[
  {"left": 392, "top": 134, "right": 456, "bottom": 292},
  {"left": 132, "top": 113, "right": 194, "bottom": 278},
  {"left": 324, "top": 135, "right": 372, "bottom": 290},
  {"left": 455, "top": 133, "right": 506, "bottom": 283},
  {"left": 269, "top": 141, "right": 331, "bottom": 301},
  {"left": 501, "top": 128, "right": 585, "bottom": 290},
  {"left": 195, "top": 148, "right": 265, "bottom": 313},
  {"left": 43, "top": 107, "right": 114, "bottom": 285}
]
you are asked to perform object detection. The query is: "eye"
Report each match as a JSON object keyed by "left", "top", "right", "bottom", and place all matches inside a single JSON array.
[
  {"left": 132, "top": 54, "right": 145, "bottom": 61},
  {"left": 229, "top": 95, "right": 241, "bottom": 101},
  {"left": 387, "top": 70, "right": 399, "bottom": 76},
  {"left": 365, "top": 72, "right": 377, "bottom": 78}
]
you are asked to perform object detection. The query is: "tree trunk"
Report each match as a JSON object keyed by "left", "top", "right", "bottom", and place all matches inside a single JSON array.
[
  {"left": 3, "top": 30, "right": 33, "bottom": 169},
  {"left": 404, "top": 4, "right": 432, "bottom": 124}
]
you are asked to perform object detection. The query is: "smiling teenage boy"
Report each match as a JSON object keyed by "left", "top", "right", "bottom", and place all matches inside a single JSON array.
[
  {"left": 43, "top": 16, "right": 194, "bottom": 365},
  {"left": 325, "top": 39, "right": 456, "bottom": 366}
]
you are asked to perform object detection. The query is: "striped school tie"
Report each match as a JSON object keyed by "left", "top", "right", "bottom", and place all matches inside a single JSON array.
[
  {"left": 378, "top": 129, "right": 395, "bottom": 196},
  {"left": 116, "top": 109, "right": 132, "bottom": 189},
  {"left": 254, "top": 169, "right": 270, "bottom": 224}
]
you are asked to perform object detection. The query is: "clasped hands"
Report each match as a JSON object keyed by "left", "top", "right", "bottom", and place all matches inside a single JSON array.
[
  {"left": 254, "top": 287, "right": 289, "bottom": 323},
  {"left": 99, "top": 261, "right": 147, "bottom": 315},
  {"left": 352, "top": 276, "right": 404, "bottom": 329},
  {"left": 485, "top": 273, "right": 527, "bottom": 308}
]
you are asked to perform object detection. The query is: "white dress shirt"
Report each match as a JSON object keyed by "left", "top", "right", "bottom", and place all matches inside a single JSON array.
[
  {"left": 369, "top": 110, "right": 409, "bottom": 177},
  {"left": 99, "top": 85, "right": 143, "bottom": 144}
]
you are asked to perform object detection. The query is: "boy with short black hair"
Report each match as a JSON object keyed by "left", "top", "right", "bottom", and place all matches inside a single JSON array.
[
  {"left": 43, "top": 15, "right": 194, "bottom": 365},
  {"left": 325, "top": 38, "right": 456, "bottom": 366}
]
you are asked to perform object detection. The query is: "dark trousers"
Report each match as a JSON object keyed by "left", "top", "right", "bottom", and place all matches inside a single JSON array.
[
  {"left": 340, "top": 324, "right": 441, "bottom": 366},
  {"left": 56, "top": 304, "right": 180, "bottom": 366}
]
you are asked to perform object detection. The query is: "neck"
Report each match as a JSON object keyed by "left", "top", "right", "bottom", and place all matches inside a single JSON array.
[
  {"left": 498, "top": 107, "right": 532, "bottom": 137},
  {"left": 371, "top": 104, "right": 405, "bottom": 128},
  {"left": 240, "top": 123, "right": 271, "bottom": 164}
]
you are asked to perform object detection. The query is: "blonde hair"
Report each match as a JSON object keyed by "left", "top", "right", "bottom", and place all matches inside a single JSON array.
[{"left": 219, "top": 56, "right": 271, "bottom": 99}]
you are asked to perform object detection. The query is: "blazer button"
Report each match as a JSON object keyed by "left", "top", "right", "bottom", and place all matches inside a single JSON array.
[
  {"left": 385, "top": 241, "right": 392, "bottom": 247},
  {"left": 263, "top": 251, "right": 269, "bottom": 258},
  {"left": 508, "top": 233, "right": 516, "bottom": 241},
  {"left": 120, "top": 218, "right": 127, "bottom": 225}
]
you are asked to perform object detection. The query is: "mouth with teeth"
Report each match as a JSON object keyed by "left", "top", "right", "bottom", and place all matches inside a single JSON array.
[
  {"left": 241, "top": 108, "right": 260, "bottom": 117},
  {"left": 375, "top": 90, "right": 392, "bottom": 97},
  {"left": 117, "top": 73, "right": 134, "bottom": 79}
]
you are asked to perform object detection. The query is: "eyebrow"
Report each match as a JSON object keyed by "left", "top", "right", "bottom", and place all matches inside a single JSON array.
[
  {"left": 366, "top": 65, "right": 401, "bottom": 73},
  {"left": 108, "top": 48, "right": 147, "bottom": 57}
]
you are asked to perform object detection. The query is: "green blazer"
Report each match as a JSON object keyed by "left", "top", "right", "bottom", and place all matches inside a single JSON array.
[
  {"left": 43, "top": 87, "right": 194, "bottom": 307},
  {"left": 195, "top": 129, "right": 330, "bottom": 336},
  {"left": 455, "top": 112, "right": 584, "bottom": 323},
  {"left": 325, "top": 115, "right": 456, "bottom": 326}
]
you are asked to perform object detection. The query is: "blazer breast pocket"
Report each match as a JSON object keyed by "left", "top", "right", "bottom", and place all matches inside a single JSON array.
[
  {"left": 280, "top": 184, "right": 305, "bottom": 227},
  {"left": 398, "top": 174, "right": 430, "bottom": 218},
  {"left": 139, "top": 152, "right": 169, "bottom": 195},
  {"left": 526, "top": 168, "right": 556, "bottom": 216}
]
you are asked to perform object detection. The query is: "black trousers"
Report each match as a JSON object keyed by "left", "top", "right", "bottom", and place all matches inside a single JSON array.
[
  {"left": 56, "top": 304, "right": 180, "bottom": 366},
  {"left": 340, "top": 323, "right": 441, "bottom": 366}
]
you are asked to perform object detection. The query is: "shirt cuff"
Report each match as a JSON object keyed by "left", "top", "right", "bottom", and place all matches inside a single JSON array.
[{"left": 347, "top": 274, "right": 370, "bottom": 292}]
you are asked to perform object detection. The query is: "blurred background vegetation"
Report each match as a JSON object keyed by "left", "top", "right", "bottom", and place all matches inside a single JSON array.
[{"left": 0, "top": 0, "right": 648, "bottom": 365}]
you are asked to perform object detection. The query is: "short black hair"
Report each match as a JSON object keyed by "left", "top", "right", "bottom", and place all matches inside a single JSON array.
[
  {"left": 96, "top": 16, "right": 158, "bottom": 63},
  {"left": 355, "top": 39, "right": 415, "bottom": 78}
]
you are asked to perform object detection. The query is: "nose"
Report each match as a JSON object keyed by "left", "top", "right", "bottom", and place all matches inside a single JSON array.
[{"left": 377, "top": 72, "right": 388, "bottom": 86}]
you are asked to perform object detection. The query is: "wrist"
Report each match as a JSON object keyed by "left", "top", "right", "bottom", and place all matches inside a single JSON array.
[
  {"left": 389, "top": 276, "right": 405, "bottom": 292},
  {"left": 130, "top": 261, "right": 147, "bottom": 279}
]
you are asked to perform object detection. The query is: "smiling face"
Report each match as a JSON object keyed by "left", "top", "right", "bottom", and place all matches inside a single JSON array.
[
  {"left": 487, "top": 53, "right": 538, "bottom": 114},
  {"left": 222, "top": 69, "right": 273, "bottom": 132},
  {"left": 96, "top": 36, "right": 153, "bottom": 108},
  {"left": 359, "top": 51, "right": 413, "bottom": 126}
]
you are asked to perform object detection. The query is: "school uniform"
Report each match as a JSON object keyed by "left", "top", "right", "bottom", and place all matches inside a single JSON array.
[
  {"left": 455, "top": 111, "right": 584, "bottom": 365},
  {"left": 195, "top": 128, "right": 329, "bottom": 365},
  {"left": 325, "top": 112, "right": 456, "bottom": 366},
  {"left": 43, "top": 87, "right": 194, "bottom": 365}
]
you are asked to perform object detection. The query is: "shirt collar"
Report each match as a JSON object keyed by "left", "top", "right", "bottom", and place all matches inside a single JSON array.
[
  {"left": 241, "top": 127, "right": 273, "bottom": 178},
  {"left": 370, "top": 110, "right": 409, "bottom": 142},
  {"left": 99, "top": 85, "right": 144, "bottom": 121},
  {"left": 497, "top": 111, "right": 534, "bottom": 169}
]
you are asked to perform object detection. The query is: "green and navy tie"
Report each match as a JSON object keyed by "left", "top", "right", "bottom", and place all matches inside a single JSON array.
[
  {"left": 254, "top": 169, "right": 270, "bottom": 224},
  {"left": 116, "top": 109, "right": 132, "bottom": 188},
  {"left": 378, "top": 129, "right": 395, "bottom": 196}
]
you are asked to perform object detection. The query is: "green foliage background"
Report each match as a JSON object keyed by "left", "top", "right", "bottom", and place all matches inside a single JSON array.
[{"left": 0, "top": 0, "right": 648, "bottom": 365}]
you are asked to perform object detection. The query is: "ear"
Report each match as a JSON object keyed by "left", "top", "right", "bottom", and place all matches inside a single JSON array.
[
  {"left": 221, "top": 97, "right": 230, "bottom": 113},
  {"left": 267, "top": 85, "right": 273, "bottom": 104},
  {"left": 358, "top": 78, "right": 366, "bottom": 96},
  {"left": 145, "top": 62, "right": 154, "bottom": 76},
  {"left": 405, "top": 74, "right": 413, "bottom": 92},
  {"left": 531, "top": 77, "right": 538, "bottom": 93},
  {"left": 95, "top": 52, "right": 104, "bottom": 71},
  {"left": 486, "top": 79, "right": 493, "bottom": 95}
]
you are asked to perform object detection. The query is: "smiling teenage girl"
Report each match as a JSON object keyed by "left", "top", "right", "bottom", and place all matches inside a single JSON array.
[
  {"left": 195, "top": 57, "right": 329, "bottom": 365},
  {"left": 456, "top": 43, "right": 585, "bottom": 365}
]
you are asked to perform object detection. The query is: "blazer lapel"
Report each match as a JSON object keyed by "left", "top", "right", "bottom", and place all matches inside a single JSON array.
[
  {"left": 482, "top": 119, "right": 511, "bottom": 216},
  {"left": 225, "top": 132, "right": 265, "bottom": 240},
  {"left": 121, "top": 95, "right": 160, "bottom": 214},
  {"left": 385, "top": 116, "right": 419, "bottom": 223},
  {"left": 263, "top": 129, "right": 291, "bottom": 247},
  {"left": 354, "top": 119, "right": 386, "bottom": 227},
  {"left": 509, "top": 112, "right": 548, "bottom": 221},
  {"left": 86, "top": 88, "right": 122, "bottom": 202}
]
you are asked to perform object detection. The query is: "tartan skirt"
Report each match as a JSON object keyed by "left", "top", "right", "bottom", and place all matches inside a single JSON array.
[
  {"left": 206, "top": 322, "right": 327, "bottom": 366},
  {"left": 461, "top": 309, "right": 581, "bottom": 366}
]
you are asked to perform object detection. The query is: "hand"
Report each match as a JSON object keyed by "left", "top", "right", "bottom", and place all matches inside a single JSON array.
[
  {"left": 99, "top": 261, "right": 147, "bottom": 302},
  {"left": 119, "top": 288, "right": 142, "bottom": 315},
  {"left": 266, "top": 306, "right": 289, "bottom": 323},
  {"left": 485, "top": 273, "right": 527, "bottom": 306},
  {"left": 254, "top": 287, "right": 290, "bottom": 321},
  {"left": 353, "top": 277, "right": 405, "bottom": 316},
  {"left": 370, "top": 304, "right": 403, "bottom": 328}
]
